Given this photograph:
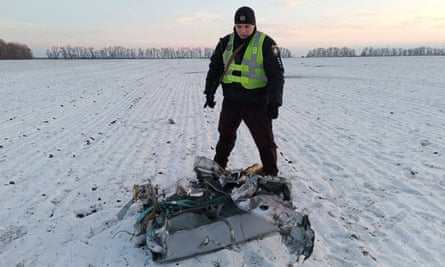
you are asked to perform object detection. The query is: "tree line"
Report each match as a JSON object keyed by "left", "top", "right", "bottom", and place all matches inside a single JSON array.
[
  {"left": 0, "top": 39, "right": 33, "bottom": 59},
  {"left": 306, "top": 46, "right": 445, "bottom": 57},
  {"left": 45, "top": 45, "right": 293, "bottom": 59},
  {"left": 46, "top": 46, "right": 214, "bottom": 59}
]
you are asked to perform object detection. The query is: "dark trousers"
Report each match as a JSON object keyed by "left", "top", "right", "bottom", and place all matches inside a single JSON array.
[{"left": 214, "top": 99, "right": 278, "bottom": 176}]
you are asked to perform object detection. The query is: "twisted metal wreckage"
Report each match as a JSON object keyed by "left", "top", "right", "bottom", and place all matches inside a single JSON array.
[{"left": 118, "top": 157, "right": 315, "bottom": 263}]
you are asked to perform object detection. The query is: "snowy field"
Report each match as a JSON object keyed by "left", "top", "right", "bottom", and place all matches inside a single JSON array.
[{"left": 1, "top": 56, "right": 444, "bottom": 266}]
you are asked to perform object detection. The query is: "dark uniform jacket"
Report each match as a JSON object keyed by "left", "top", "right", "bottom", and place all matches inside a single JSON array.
[{"left": 205, "top": 28, "right": 284, "bottom": 107}]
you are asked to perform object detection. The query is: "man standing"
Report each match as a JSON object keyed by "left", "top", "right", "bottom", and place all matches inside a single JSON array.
[{"left": 204, "top": 6, "right": 284, "bottom": 176}]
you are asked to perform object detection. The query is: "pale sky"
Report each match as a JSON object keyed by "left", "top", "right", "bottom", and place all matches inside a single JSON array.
[{"left": 1, "top": 0, "right": 444, "bottom": 57}]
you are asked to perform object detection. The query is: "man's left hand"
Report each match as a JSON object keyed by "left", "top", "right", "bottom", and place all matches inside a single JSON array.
[{"left": 266, "top": 103, "right": 279, "bottom": 119}]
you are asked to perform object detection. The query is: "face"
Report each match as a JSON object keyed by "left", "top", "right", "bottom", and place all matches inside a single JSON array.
[{"left": 235, "top": 24, "right": 255, "bottom": 39}]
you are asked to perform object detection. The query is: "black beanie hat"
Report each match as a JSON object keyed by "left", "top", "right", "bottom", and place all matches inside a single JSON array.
[{"left": 234, "top": 6, "right": 256, "bottom": 25}]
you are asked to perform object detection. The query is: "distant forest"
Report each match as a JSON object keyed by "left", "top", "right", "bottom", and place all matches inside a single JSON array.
[
  {"left": 3, "top": 40, "right": 444, "bottom": 59},
  {"left": 0, "top": 39, "right": 33, "bottom": 59},
  {"left": 306, "top": 46, "right": 445, "bottom": 57},
  {"left": 46, "top": 45, "right": 293, "bottom": 59}
]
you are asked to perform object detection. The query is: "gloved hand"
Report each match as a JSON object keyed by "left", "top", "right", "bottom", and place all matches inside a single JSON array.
[
  {"left": 266, "top": 103, "right": 279, "bottom": 119},
  {"left": 204, "top": 94, "right": 216, "bottom": 108}
]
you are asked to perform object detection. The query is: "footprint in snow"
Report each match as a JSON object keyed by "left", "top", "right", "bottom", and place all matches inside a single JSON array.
[
  {"left": 0, "top": 225, "right": 27, "bottom": 250},
  {"left": 420, "top": 139, "right": 431, "bottom": 147},
  {"left": 402, "top": 167, "right": 417, "bottom": 179},
  {"left": 74, "top": 204, "right": 102, "bottom": 218}
]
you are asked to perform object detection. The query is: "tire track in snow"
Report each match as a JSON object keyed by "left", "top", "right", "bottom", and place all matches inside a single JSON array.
[
  {"left": 0, "top": 62, "right": 163, "bottom": 225},
  {"left": 1, "top": 58, "right": 444, "bottom": 267},
  {"left": 277, "top": 58, "right": 445, "bottom": 265}
]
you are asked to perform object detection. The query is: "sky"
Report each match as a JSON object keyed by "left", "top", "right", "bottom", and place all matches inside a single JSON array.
[{"left": 1, "top": 0, "right": 445, "bottom": 57}]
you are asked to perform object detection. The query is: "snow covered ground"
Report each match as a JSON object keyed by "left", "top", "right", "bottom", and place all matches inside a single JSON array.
[{"left": 1, "top": 56, "right": 444, "bottom": 266}]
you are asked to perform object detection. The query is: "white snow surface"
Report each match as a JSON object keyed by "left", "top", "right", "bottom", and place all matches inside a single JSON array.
[{"left": 1, "top": 57, "right": 444, "bottom": 267}]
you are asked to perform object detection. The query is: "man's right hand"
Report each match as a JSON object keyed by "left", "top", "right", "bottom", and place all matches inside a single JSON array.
[{"left": 204, "top": 94, "right": 216, "bottom": 108}]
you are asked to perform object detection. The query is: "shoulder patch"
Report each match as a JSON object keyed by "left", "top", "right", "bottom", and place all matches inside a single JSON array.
[{"left": 272, "top": 45, "right": 281, "bottom": 56}]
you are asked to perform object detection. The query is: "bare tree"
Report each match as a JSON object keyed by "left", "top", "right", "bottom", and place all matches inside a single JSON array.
[
  {"left": 0, "top": 39, "right": 33, "bottom": 59},
  {"left": 307, "top": 47, "right": 356, "bottom": 57},
  {"left": 310, "top": 46, "right": 445, "bottom": 57},
  {"left": 44, "top": 45, "right": 294, "bottom": 59},
  {"left": 0, "top": 39, "right": 7, "bottom": 58}
]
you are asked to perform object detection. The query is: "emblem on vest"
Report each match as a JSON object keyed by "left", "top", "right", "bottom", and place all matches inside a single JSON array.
[{"left": 252, "top": 47, "right": 257, "bottom": 54}]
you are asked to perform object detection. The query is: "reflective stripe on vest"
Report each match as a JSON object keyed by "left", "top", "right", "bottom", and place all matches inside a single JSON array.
[{"left": 222, "top": 32, "right": 268, "bottom": 89}]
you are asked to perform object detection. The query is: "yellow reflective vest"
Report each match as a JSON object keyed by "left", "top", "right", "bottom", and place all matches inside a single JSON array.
[{"left": 222, "top": 31, "right": 268, "bottom": 89}]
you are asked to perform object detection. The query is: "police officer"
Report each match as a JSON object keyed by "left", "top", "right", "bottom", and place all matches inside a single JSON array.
[{"left": 204, "top": 6, "right": 284, "bottom": 176}]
